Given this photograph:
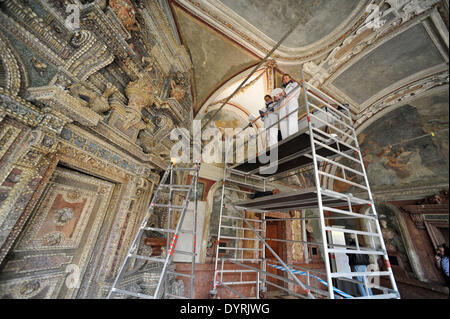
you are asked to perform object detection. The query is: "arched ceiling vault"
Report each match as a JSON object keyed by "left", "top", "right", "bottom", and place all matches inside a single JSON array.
[{"left": 169, "top": 0, "right": 449, "bottom": 129}]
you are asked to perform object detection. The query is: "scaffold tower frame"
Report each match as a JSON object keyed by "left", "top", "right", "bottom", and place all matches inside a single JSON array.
[
  {"left": 210, "top": 70, "right": 400, "bottom": 299},
  {"left": 107, "top": 161, "right": 200, "bottom": 299}
]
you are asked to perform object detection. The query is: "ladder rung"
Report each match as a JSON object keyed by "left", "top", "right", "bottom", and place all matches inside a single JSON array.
[
  {"left": 219, "top": 281, "right": 258, "bottom": 285},
  {"left": 167, "top": 188, "right": 191, "bottom": 192},
  {"left": 313, "top": 139, "right": 361, "bottom": 164},
  {"left": 172, "top": 167, "right": 199, "bottom": 171},
  {"left": 330, "top": 271, "right": 392, "bottom": 278},
  {"left": 311, "top": 131, "right": 348, "bottom": 149},
  {"left": 153, "top": 204, "right": 189, "bottom": 210},
  {"left": 165, "top": 293, "right": 188, "bottom": 299},
  {"left": 312, "top": 127, "right": 360, "bottom": 155},
  {"left": 111, "top": 288, "right": 154, "bottom": 299},
  {"left": 219, "top": 236, "right": 259, "bottom": 241},
  {"left": 318, "top": 171, "right": 368, "bottom": 190},
  {"left": 308, "top": 92, "right": 353, "bottom": 124},
  {"left": 305, "top": 82, "right": 351, "bottom": 114},
  {"left": 315, "top": 154, "right": 365, "bottom": 177},
  {"left": 221, "top": 215, "right": 263, "bottom": 223},
  {"left": 217, "top": 269, "right": 257, "bottom": 273},
  {"left": 173, "top": 250, "right": 195, "bottom": 256},
  {"left": 309, "top": 129, "right": 333, "bottom": 145},
  {"left": 308, "top": 103, "right": 353, "bottom": 131},
  {"left": 322, "top": 206, "right": 376, "bottom": 220},
  {"left": 327, "top": 248, "right": 385, "bottom": 256},
  {"left": 309, "top": 113, "right": 356, "bottom": 142},
  {"left": 220, "top": 225, "right": 263, "bottom": 232},
  {"left": 142, "top": 227, "right": 194, "bottom": 235},
  {"left": 129, "top": 254, "right": 165, "bottom": 263},
  {"left": 321, "top": 188, "right": 372, "bottom": 205},
  {"left": 351, "top": 293, "right": 399, "bottom": 299},
  {"left": 167, "top": 271, "right": 193, "bottom": 278},
  {"left": 312, "top": 134, "right": 358, "bottom": 154},
  {"left": 325, "top": 226, "right": 380, "bottom": 237},
  {"left": 143, "top": 226, "right": 175, "bottom": 233},
  {"left": 227, "top": 167, "right": 266, "bottom": 180},
  {"left": 222, "top": 258, "right": 263, "bottom": 262},
  {"left": 218, "top": 283, "right": 251, "bottom": 299},
  {"left": 159, "top": 184, "right": 191, "bottom": 188},
  {"left": 219, "top": 247, "right": 263, "bottom": 251}
]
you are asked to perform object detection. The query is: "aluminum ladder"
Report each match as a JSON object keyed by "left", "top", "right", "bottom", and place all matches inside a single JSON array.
[
  {"left": 302, "top": 77, "right": 400, "bottom": 299},
  {"left": 211, "top": 167, "right": 267, "bottom": 299},
  {"left": 107, "top": 161, "right": 200, "bottom": 299}
]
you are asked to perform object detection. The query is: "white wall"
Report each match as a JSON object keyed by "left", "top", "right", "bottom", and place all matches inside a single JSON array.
[{"left": 173, "top": 201, "right": 206, "bottom": 263}]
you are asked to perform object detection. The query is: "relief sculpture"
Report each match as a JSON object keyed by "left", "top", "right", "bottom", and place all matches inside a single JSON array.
[
  {"left": 109, "top": 0, "right": 139, "bottom": 32},
  {"left": 69, "top": 82, "right": 118, "bottom": 115},
  {"left": 123, "top": 76, "right": 154, "bottom": 131}
]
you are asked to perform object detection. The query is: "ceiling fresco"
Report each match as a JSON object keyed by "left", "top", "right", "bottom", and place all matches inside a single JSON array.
[
  {"left": 171, "top": 4, "right": 259, "bottom": 113},
  {"left": 171, "top": 0, "right": 448, "bottom": 123},
  {"left": 217, "top": 0, "right": 360, "bottom": 48},
  {"left": 333, "top": 88, "right": 449, "bottom": 193},
  {"left": 331, "top": 22, "right": 446, "bottom": 105}
]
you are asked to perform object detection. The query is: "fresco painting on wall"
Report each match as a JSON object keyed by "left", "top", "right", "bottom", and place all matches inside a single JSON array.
[
  {"left": 334, "top": 92, "right": 449, "bottom": 193},
  {"left": 376, "top": 203, "right": 414, "bottom": 278}
]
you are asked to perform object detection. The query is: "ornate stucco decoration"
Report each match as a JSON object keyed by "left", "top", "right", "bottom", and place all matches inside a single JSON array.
[
  {"left": 68, "top": 82, "right": 118, "bottom": 114},
  {"left": 354, "top": 71, "right": 449, "bottom": 129},
  {"left": 313, "top": 0, "right": 447, "bottom": 119},
  {"left": 0, "top": 32, "right": 26, "bottom": 96},
  {"left": 170, "top": 78, "right": 186, "bottom": 102},
  {"left": 0, "top": 88, "right": 69, "bottom": 133},
  {"left": 401, "top": 190, "right": 449, "bottom": 229},
  {"left": 30, "top": 57, "right": 47, "bottom": 77},
  {"left": 123, "top": 76, "right": 154, "bottom": 131},
  {"left": 65, "top": 30, "right": 115, "bottom": 82},
  {"left": 321, "top": 0, "right": 442, "bottom": 76},
  {"left": 387, "top": 0, "right": 442, "bottom": 22},
  {"left": 303, "top": 61, "right": 330, "bottom": 87},
  {"left": 81, "top": 1, "right": 135, "bottom": 60},
  {"left": 26, "top": 86, "right": 103, "bottom": 127},
  {"left": 109, "top": 0, "right": 140, "bottom": 32}
]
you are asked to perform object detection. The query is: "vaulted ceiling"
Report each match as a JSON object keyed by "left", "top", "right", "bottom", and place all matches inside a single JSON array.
[
  {"left": 169, "top": 0, "right": 449, "bottom": 127},
  {"left": 215, "top": 0, "right": 361, "bottom": 48}
]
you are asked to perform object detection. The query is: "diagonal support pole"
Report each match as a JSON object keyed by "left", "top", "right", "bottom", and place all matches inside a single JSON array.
[{"left": 242, "top": 215, "right": 316, "bottom": 299}]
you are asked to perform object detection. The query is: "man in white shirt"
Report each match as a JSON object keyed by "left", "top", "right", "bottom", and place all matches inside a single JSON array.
[{"left": 279, "top": 74, "right": 300, "bottom": 139}]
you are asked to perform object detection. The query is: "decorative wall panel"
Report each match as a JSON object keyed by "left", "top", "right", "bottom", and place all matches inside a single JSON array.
[{"left": 0, "top": 167, "right": 115, "bottom": 299}]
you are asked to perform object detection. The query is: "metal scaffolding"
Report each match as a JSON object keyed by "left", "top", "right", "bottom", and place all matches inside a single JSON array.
[
  {"left": 210, "top": 74, "right": 400, "bottom": 299},
  {"left": 107, "top": 161, "right": 200, "bottom": 299}
]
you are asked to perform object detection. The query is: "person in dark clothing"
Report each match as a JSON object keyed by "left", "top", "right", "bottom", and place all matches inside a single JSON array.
[
  {"left": 250, "top": 188, "right": 280, "bottom": 199},
  {"left": 435, "top": 244, "right": 449, "bottom": 286},
  {"left": 347, "top": 239, "right": 373, "bottom": 297}
]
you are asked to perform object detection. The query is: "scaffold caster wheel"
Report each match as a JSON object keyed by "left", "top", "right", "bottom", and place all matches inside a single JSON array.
[{"left": 209, "top": 289, "right": 217, "bottom": 299}]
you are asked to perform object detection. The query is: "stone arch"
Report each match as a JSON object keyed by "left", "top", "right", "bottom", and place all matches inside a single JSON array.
[
  {"left": 199, "top": 179, "right": 245, "bottom": 263},
  {"left": 360, "top": 201, "right": 426, "bottom": 282}
]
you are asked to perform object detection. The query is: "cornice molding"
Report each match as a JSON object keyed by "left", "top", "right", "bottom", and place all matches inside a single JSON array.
[
  {"left": 320, "top": 4, "right": 448, "bottom": 114},
  {"left": 173, "top": 0, "right": 370, "bottom": 64}
]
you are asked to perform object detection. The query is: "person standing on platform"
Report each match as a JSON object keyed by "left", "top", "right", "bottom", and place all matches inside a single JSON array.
[
  {"left": 260, "top": 95, "right": 278, "bottom": 148},
  {"left": 279, "top": 74, "right": 300, "bottom": 140}
]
